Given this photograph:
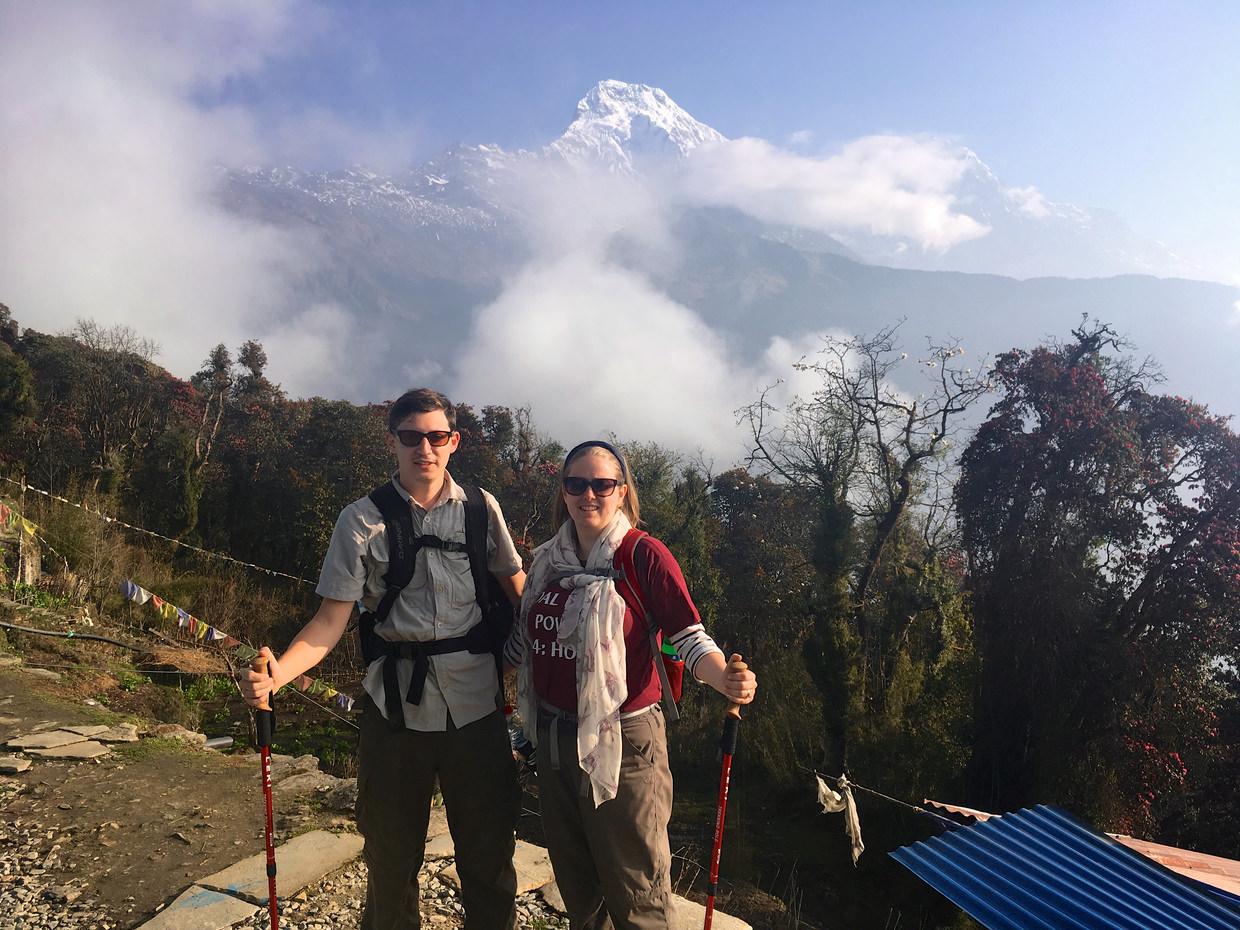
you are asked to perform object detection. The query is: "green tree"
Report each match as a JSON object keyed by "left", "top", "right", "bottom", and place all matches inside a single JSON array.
[
  {"left": 956, "top": 321, "right": 1240, "bottom": 834},
  {"left": 740, "top": 324, "right": 988, "bottom": 783},
  {"left": 0, "top": 307, "right": 36, "bottom": 459}
]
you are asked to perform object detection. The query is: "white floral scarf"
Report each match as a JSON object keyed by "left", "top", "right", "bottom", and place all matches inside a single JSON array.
[{"left": 517, "top": 511, "right": 632, "bottom": 806}]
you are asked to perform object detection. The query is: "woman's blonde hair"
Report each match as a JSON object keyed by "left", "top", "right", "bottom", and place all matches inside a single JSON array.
[{"left": 551, "top": 441, "right": 641, "bottom": 528}]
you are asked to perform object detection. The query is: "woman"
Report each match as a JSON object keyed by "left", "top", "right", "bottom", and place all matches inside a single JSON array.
[{"left": 504, "top": 440, "right": 757, "bottom": 930}]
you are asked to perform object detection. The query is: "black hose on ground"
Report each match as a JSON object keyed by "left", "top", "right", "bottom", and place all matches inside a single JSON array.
[{"left": 0, "top": 618, "right": 142, "bottom": 651}]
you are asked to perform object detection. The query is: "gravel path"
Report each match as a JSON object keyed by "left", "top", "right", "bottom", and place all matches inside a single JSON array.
[{"left": 0, "top": 798, "right": 566, "bottom": 930}]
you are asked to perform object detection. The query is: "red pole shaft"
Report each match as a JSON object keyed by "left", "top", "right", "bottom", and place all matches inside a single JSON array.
[
  {"left": 253, "top": 654, "right": 279, "bottom": 930},
  {"left": 260, "top": 745, "right": 278, "bottom": 929},
  {"left": 704, "top": 748, "right": 735, "bottom": 928}
]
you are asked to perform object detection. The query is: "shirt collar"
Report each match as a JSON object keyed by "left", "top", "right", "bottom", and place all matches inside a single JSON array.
[{"left": 388, "top": 470, "right": 464, "bottom": 511}]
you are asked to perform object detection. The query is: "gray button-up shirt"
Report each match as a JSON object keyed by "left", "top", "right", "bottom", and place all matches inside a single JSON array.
[{"left": 316, "top": 473, "right": 522, "bottom": 731}]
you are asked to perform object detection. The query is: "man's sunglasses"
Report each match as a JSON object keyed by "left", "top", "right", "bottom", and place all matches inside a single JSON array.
[
  {"left": 562, "top": 477, "right": 624, "bottom": 497},
  {"left": 393, "top": 429, "right": 454, "bottom": 448}
]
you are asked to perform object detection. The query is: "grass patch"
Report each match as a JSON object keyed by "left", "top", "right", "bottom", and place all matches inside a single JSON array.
[{"left": 112, "top": 736, "right": 200, "bottom": 760}]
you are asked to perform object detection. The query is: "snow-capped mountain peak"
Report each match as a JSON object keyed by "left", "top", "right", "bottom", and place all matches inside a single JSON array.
[{"left": 548, "top": 79, "right": 726, "bottom": 173}]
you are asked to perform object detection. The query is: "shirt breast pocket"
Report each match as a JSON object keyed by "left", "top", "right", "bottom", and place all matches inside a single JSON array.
[{"left": 437, "top": 547, "right": 477, "bottom": 612}]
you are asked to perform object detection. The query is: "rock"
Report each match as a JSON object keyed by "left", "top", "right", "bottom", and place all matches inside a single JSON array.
[
  {"left": 26, "top": 740, "right": 111, "bottom": 760},
  {"left": 63, "top": 725, "right": 111, "bottom": 737},
  {"left": 19, "top": 667, "right": 61, "bottom": 680},
  {"left": 272, "top": 771, "right": 340, "bottom": 798},
  {"left": 7, "top": 729, "right": 88, "bottom": 750},
  {"left": 146, "top": 724, "right": 207, "bottom": 746},
  {"left": 322, "top": 777, "right": 358, "bottom": 812},
  {"left": 97, "top": 722, "right": 140, "bottom": 743},
  {"left": 269, "top": 753, "right": 322, "bottom": 781},
  {"left": 0, "top": 753, "right": 31, "bottom": 773}
]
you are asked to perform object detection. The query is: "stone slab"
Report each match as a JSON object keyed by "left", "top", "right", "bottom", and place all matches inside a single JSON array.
[
  {"left": 97, "top": 722, "right": 140, "bottom": 743},
  {"left": 63, "top": 724, "right": 111, "bottom": 737},
  {"left": 540, "top": 879, "right": 565, "bottom": 913},
  {"left": 19, "top": 667, "right": 61, "bottom": 680},
  {"left": 26, "top": 740, "right": 111, "bottom": 760},
  {"left": 134, "top": 884, "right": 258, "bottom": 930},
  {"left": 0, "top": 753, "right": 31, "bottom": 774},
  {"left": 199, "top": 829, "right": 364, "bottom": 905},
  {"left": 670, "top": 894, "right": 752, "bottom": 929},
  {"left": 425, "top": 833, "right": 455, "bottom": 861},
  {"left": 513, "top": 840, "right": 554, "bottom": 895},
  {"left": 523, "top": 883, "right": 749, "bottom": 929},
  {"left": 7, "top": 729, "right": 88, "bottom": 750},
  {"left": 0, "top": 655, "right": 22, "bottom": 668}
]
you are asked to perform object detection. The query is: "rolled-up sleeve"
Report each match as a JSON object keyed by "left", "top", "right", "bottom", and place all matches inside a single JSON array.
[{"left": 316, "top": 500, "right": 384, "bottom": 604}]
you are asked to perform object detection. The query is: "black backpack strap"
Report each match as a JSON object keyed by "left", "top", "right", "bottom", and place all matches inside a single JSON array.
[
  {"left": 367, "top": 482, "right": 418, "bottom": 624},
  {"left": 461, "top": 485, "right": 490, "bottom": 610},
  {"left": 460, "top": 485, "right": 516, "bottom": 665}
]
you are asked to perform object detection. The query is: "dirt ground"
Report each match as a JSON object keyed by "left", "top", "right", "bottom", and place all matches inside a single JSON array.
[
  {"left": 0, "top": 657, "right": 352, "bottom": 927},
  {"left": 0, "top": 614, "right": 802, "bottom": 930}
]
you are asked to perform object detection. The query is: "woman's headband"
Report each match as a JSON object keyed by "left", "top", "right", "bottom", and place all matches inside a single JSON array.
[{"left": 563, "top": 440, "right": 627, "bottom": 479}]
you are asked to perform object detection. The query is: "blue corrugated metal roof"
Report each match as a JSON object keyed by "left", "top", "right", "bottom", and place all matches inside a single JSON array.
[{"left": 890, "top": 804, "right": 1240, "bottom": 930}]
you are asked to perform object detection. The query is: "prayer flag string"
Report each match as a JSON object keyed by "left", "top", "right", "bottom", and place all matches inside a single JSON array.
[
  {"left": 1, "top": 477, "right": 315, "bottom": 586},
  {"left": 117, "top": 576, "right": 359, "bottom": 712},
  {"left": 2, "top": 487, "right": 358, "bottom": 714}
]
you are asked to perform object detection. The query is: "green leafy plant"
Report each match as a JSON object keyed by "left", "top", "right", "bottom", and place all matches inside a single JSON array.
[
  {"left": 3, "top": 581, "right": 73, "bottom": 610},
  {"left": 183, "top": 674, "right": 235, "bottom": 703},
  {"left": 117, "top": 670, "right": 149, "bottom": 692}
]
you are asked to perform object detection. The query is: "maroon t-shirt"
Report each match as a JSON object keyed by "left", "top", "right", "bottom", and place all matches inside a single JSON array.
[{"left": 528, "top": 535, "right": 701, "bottom": 713}]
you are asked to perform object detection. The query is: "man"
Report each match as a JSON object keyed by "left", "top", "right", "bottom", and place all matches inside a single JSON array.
[{"left": 242, "top": 388, "right": 524, "bottom": 930}]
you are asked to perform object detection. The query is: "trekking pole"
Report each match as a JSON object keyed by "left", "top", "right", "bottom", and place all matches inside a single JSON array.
[
  {"left": 252, "top": 654, "right": 279, "bottom": 930},
  {"left": 704, "top": 658, "right": 746, "bottom": 930}
]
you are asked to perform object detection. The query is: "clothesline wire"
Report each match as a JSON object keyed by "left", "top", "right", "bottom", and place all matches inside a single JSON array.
[
  {"left": 1, "top": 476, "right": 316, "bottom": 586},
  {"left": 806, "top": 766, "right": 959, "bottom": 827}
]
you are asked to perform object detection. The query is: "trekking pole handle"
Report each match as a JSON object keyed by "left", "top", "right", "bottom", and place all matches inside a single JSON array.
[
  {"left": 725, "top": 658, "right": 748, "bottom": 716},
  {"left": 719, "top": 658, "right": 746, "bottom": 755},
  {"left": 252, "top": 653, "right": 273, "bottom": 711},
  {"left": 252, "top": 653, "right": 276, "bottom": 749}
]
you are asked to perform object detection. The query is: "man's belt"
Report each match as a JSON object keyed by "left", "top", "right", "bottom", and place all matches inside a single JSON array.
[{"left": 360, "top": 623, "right": 490, "bottom": 730}]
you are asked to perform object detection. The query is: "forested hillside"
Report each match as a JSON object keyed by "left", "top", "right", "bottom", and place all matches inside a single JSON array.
[{"left": 3, "top": 303, "right": 1239, "bottom": 925}]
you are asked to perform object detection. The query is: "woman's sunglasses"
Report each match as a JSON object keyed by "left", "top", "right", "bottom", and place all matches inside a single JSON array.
[
  {"left": 393, "top": 429, "right": 454, "bottom": 448},
  {"left": 562, "top": 477, "right": 623, "bottom": 497}
]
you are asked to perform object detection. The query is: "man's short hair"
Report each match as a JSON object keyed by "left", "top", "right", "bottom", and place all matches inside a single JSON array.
[{"left": 387, "top": 388, "right": 457, "bottom": 431}]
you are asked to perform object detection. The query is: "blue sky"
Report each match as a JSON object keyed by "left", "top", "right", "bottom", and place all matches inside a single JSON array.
[{"left": 196, "top": 0, "right": 1239, "bottom": 278}]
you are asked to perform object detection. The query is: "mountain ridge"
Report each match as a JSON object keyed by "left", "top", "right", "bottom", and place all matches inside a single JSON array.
[{"left": 214, "top": 80, "right": 1238, "bottom": 448}]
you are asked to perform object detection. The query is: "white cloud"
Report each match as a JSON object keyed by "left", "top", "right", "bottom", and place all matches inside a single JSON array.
[
  {"left": 0, "top": 1, "right": 399, "bottom": 388},
  {"left": 679, "top": 135, "right": 990, "bottom": 252},
  {"left": 259, "top": 301, "right": 398, "bottom": 401},
  {"left": 452, "top": 254, "right": 776, "bottom": 465}
]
